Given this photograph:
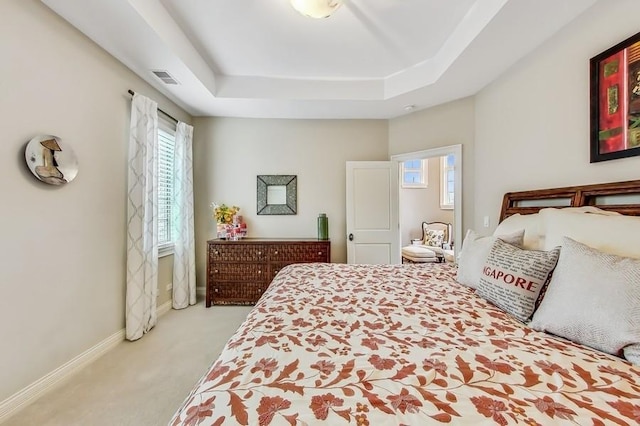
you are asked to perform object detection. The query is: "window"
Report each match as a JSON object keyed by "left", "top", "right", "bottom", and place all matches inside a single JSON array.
[
  {"left": 158, "top": 116, "right": 176, "bottom": 254},
  {"left": 401, "top": 159, "right": 428, "bottom": 188},
  {"left": 440, "top": 154, "right": 455, "bottom": 209}
]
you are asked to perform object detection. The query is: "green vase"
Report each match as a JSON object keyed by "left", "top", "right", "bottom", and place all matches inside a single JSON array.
[{"left": 317, "top": 213, "right": 329, "bottom": 240}]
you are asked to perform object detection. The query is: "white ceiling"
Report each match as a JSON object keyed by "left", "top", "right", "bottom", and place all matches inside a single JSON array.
[{"left": 42, "top": 0, "right": 597, "bottom": 119}]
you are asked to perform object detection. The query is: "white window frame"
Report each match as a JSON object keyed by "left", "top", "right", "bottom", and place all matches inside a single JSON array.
[
  {"left": 440, "top": 154, "right": 455, "bottom": 210},
  {"left": 400, "top": 159, "right": 428, "bottom": 188},
  {"left": 158, "top": 116, "right": 176, "bottom": 257}
]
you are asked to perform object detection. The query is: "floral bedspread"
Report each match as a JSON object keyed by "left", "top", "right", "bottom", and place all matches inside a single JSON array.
[{"left": 170, "top": 263, "right": 640, "bottom": 425}]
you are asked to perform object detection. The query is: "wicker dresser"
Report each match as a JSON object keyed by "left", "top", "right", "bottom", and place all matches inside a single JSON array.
[{"left": 206, "top": 238, "right": 331, "bottom": 306}]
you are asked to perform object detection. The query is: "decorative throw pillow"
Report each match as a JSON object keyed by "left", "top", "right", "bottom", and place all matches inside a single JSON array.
[
  {"left": 529, "top": 237, "right": 640, "bottom": 365},
  {"left": 624, "top": 345, "right": 640, "bottom": 366},
  {"left": 424, "top": 229, "right": 445, "bottom": 247},
  {"left": 475, "top": 238, "right": 560, "bottom": 322},
  {"left": 456, "top": 229, "right": 525, "bottom": 290}
]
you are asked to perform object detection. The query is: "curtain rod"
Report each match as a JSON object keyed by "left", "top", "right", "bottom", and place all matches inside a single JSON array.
[{"left": 128, "top": 90, "right": 179, "bottom": 124}]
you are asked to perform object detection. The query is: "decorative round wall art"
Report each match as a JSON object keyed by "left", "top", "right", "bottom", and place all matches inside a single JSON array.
[{"left": 25, "top": 135, "right": 78, "bottom": 185}]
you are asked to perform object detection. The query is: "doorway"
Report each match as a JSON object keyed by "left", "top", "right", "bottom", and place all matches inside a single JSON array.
[
  {"left": 345, "top": 161, "right": 400, "bottom": 264},
  {"left": 391, "top": 145, "right": 462, "bottom": 261}
]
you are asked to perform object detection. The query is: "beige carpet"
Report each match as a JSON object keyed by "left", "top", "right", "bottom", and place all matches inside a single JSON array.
[{"left": 4, "top": 303, "right": 253, "bottom": 426}]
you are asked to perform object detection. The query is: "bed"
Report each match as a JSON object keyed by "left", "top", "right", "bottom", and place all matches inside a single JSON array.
[{"left": 171, "top": 180, "right": 640, "bottom": 425}]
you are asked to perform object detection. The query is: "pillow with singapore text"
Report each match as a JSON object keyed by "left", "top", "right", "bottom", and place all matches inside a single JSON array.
[
  {"left": 456, "top": 229, "right": 525, "bottom": 289},
  {"left": 476, "top": 238, "right": 560, "bottom": 322}
]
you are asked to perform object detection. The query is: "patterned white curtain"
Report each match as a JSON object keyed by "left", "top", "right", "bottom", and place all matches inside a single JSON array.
[
  {"left": 172, "top": 122, "right": 196, "bottom": 309},
  {"left": 126, "top": 94, "right": 158, "bottom": 341}
]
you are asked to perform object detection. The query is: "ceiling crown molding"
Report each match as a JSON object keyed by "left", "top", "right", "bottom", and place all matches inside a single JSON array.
[{"left": 41, "top": 0, "right": 598, "bottom": 119}]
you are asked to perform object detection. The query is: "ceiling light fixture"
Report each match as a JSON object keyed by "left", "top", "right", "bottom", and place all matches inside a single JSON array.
[{"left": 290, "top": 0, "right": 343, "bottom": 19}]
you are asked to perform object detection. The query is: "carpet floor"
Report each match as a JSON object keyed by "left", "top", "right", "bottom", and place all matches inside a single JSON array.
[{"left": 4, "top": 303, "right": 253, "bottom": 426}]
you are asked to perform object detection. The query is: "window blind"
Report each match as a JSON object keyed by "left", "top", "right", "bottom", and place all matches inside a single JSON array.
[{"left": 158, "top": 117, "right": 176, "bottom": 248}]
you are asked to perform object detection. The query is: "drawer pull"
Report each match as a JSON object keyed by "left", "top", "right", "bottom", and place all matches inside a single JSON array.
[
  {"left": 274, "top": 250, "right": 278, "bottom": 255},
  {"left": 214, "top": 269, "right": 218, "bottom": 273},
  {"left": 214, "top": 288, "right": 219, "bottom": 293},
  {"left": 318, "top": 251, "right": 323, "bottom": 255},
  {"left": 258, "top": 270, "right": 262, "bottom": 274},
  {"left": 258, "top": 251, "right": 262, "bottom": 256},
  {"left": 214, "top": 250, "right": 219, "bottom": 255}
]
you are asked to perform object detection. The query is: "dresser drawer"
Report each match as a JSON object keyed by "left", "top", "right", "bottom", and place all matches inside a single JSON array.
[
  {"left": 207, "top": 239, "right": 330, "bottom": 307},
  {"left": 209, "top": 244, "right": 266, "bottom": 262},
  {"left": 210, "top": 263, "right": 267, "bottom": 282},
  {"left": 269, "top": 262, "right": 291, "bottom": 280},
  {"left": 210, "top": 281, "right": 266, "bottom": 305},
  {"left": 268, "top": 243, "right": 329, "bottom": 262}
]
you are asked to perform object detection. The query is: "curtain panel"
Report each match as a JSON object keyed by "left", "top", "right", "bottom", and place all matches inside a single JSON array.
[
  {"left": 172, "top": 122, "right": 196, "bottom": 309},
  {"left": 125, "top": 94, "right": 159, "bottom": 341}
]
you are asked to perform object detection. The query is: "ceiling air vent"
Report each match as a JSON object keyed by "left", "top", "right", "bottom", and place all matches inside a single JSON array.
[{"left": 152, "top": 70, "right": 179, "bottom": 85}]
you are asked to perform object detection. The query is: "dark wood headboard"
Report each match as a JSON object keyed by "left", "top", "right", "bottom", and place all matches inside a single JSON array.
[{"left": 500, "top": 179, "right": 640, "bottom": 222}]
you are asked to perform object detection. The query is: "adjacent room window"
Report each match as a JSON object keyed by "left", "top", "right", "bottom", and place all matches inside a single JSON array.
[
  {"left": 401, "top": 159, "right": 428, "bottom": 188},
  {"left": 440, "top": 154, "right": 455, "bottom": 209},
  {"left": 158, "top": 116, "right": 176, "bottom": 255}
]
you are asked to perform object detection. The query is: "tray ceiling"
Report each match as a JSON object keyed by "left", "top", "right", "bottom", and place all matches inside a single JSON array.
[{"left": 42, "top": 0, "right": 597, "bottom": 119}]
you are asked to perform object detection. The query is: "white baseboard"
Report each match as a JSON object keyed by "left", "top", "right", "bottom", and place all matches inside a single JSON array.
[
  {"left": 0, "top": 300, "right": 174, "bottom": 423},
  {"left": 0, "top": 329, "right": 124, "bottom": 423},
  {"left": 157, "top": 300, "right": 172, "bottom": 317}
]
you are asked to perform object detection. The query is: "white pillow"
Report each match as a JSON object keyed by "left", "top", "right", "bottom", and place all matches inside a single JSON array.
[
  {"left": 540, "top": 208, "right": 640, "bottom": 259},
  {"left": 530, "top": 237, "right": 640, "bottom": 365},
  {"left": 495, "top": 207, "right": 620, "bottom": 251},
  {"left": 476, "top": 239, "right": 560, "bottom": 322},
  {"left": 494, "top": 213, "right": 542, "bottom": 250},
  {"left": 456, "top": 229, "right": 525, "bottom": 290},
  {"left": 554, "top": 206, "right": 621, "bottom": 216}
]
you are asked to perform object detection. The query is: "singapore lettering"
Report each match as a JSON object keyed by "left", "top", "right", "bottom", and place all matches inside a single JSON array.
[{"left": 481, "top": 266, "right": 539, "bottom": 293}]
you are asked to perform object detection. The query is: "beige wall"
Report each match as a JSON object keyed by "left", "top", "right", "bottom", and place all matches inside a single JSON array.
[
  {"left": 389, "top": 97, "right": 475, "bottom": 238},
  {"left": 192, "top": 117, "right": 388, "bottom": 288},
  {"left": 474, "top": 0, "right": 640, "bottom": 233},
  {"left": 0, "top": 1, "right": 189, "bottom": 402},
  {"left": 6, "top": 0, "right": 640, "bottom": 412},
  {"left": 400, "top": 157, "right": 454, "bottom": 246}
]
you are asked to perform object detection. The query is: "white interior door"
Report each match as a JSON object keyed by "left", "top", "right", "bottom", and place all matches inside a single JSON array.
[{"left": 346, "top": 161, "right": 400, "bottom": 264}]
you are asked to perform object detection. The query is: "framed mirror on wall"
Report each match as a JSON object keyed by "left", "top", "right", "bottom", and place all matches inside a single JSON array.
[{"left": 257, "top": 175, "right": 297, "bottom": 215}]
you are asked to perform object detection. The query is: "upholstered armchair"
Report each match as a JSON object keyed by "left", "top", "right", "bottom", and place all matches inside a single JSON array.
[{"left": 402, "top": 221, "right": 453, "bottom": 263}]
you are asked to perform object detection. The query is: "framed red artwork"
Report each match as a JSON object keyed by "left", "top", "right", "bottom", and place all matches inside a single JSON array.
[{"left": 590, "top": 31, "right": 640, "bottom": 163}]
